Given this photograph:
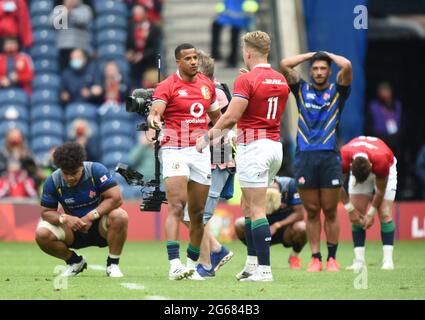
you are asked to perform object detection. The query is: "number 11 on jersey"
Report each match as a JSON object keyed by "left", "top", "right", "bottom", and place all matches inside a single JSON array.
[{"left": 267, "top": 97, "right": 278, "bottom": 119}]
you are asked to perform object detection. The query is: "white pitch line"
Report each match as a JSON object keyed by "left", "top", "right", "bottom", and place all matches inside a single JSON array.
[
  {"left": 120, "top": 283, "right": 145, "bottom": 290},
  {"left": 88, "top": 264, "right": 106, "bottom": 271},
  {"left": 145, "top": 295, "right": 169, "bottom": 300}
]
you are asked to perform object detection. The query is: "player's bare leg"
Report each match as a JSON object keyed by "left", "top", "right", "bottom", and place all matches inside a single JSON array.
[
  {"left": 321, "top": 188, "right": 340, "bottom": 271},
  {"left": 378, "top": 199, "right": 395, "bottom": 270},
  {"left": 239, "top": 187, "right": 273, "bottom": 282},
  {"left": 284, "top": 221, "right": 307, "bottom": 269},
  {"left": 99, "top": 208, "right": 128, "bottom": 277},
  {"left": 164, "top": 176, "right": 193, "bottom": 280},
  {"left": 299, "top": 188, "right": 323, "bottom": 272},
  {"left": 346, "top": 194, "right": 370, "bottom": 271},
  {"left": 35, "top": 225, "right": 87, "bottom": 277}
]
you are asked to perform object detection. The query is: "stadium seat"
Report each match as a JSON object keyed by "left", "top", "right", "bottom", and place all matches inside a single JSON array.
[
  {"left": 101, "top": 151, "right": 130, "bottom": 170},
  {"left": 31, "top": 120, "right": 64, "bottom": 138},
  {"left": 33, "top": 73, "right": 61, "bottom": 91},
  {"left": 33, "top": 29, "right": 56, "bottom": 44},
  {"left": 0, "top": 88, "right": 28, "bottom": 107},
  {"left": 99, "top": 103, "right": 132, "bottom": 121},
  {"left": 101, "top": 135, "right": 134, "bottom": 154},
  {"left": 0, "top": 121, "right": 29, "bottom": 138},
  {"left": 100, "top": 120, "right": 134, "bottom": 137},
  {"left": 94, "top": 0, "right": 128, "bottom": 16},
  {"left": 30, "top": 0, "right": 54, "bottom": 17},
  {"left": 31, "top": 15, "right": 52, "bottom": 30},
  {"left": 30, "top": 44, "right": 58, "bottom": 60},
  {"left": 65, "top": 120, "right": 99, "bottom": 139},
  {"left": 31, "top": 104, "right": 63, "bottom": 122},
  {"left": 96, "top": 29, "right": 127, "bottom": 46},
  {"left": 34, "top": 59, "right": 59, "bottom": 74},
  {"left": 0, "top": 105, "right": 29, "bottom": 122},
  {"left": 31, "top": 135, "right": 63, "bottom": 153},
  {"left": 96, "top": 15, "right": 127, "bottom": 31},
  {"left": 65, "top": 103, "right": 98, "bottom": 122},
  {"left": 31, "top": 89, "right": 60, "bottom": 106},
  {"left": 97, "top": 44, "right": 126, "bottom": 61}
]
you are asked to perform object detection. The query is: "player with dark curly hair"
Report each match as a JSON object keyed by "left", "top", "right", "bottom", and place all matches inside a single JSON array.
[{"left": 35, "top": 142, "right": 128, "bottom": 277}]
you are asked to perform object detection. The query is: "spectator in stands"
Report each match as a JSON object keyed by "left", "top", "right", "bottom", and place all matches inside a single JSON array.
[
  {"left": 367, "top": 82, "right": 403, "bottom": 158},
  {"left": 60, "top": 48, "right": 102, "bottom": 104},
  {"left": 127, "top": 0, "right": 163, "bottom": 25},
  {"left": 95, "top": 61, "right": 130, "bottom": 105},
  {"left": 0, "top": 37, "right": 34, "bottom": 95},
  {"left": 126, "top": 3, "right": 161, "bottom": 87},
  {"left": 0, "top": 0, "right": 33, "bottom": 49},
  {"left": 1, "top": 128, "right": 43, "bottom": 188},
  {"left": 69, "top": 118, "right": 99, "bottom": 162},
  {"left": 128, "top": 130, "right": 156, "bottom": 182},
  {"left": 416, "top": 144, "right": 425, "bottom": 200},
  {"left": 211, "top": 0, "right": 259, "bottom": 68},
  {"left": 52, "top": 0, "right": 94, "bottom": 70},
  {"left": 0, "top": 159, "right": 38, "bottom": 199}
]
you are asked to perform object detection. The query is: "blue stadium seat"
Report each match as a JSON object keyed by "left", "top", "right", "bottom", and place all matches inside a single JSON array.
[
  {"left": 94, "top": 0, "right": 128, "bottom": 16},
  {"left": 31, "top": 135, "right": 63, "bottom": 153},
  {"left": 65, "top": 103, "right": 98, "bottom": 122},
  {"left": 100, "top": 120, "right": 134, "bottom": 137},
  {"left": 96, "top": 14, "right": 127, "bottom": 31},
  {"left": 99, "top": 103, "right": 131, "bottom": 121},
  {"left": 31, "top": 104, "right": 63, "bottom": 122},
  {"left": 0, "top": 88, "right": 28, "bottom": 107},
  {"left": 31, "top": 15, "right": 52, "bottom": 30},
  {"left": 102, "top": 151, "right": 129, "bottom": 170},
  {"left": 33, "top": 29, "right": 56, "bottom": 44},
  {"left": 97, "top": 44, "right": 126, "bottom": 61},
  {"left": 32, "top": 89, "right": 60, "bottom": 105},
  {"left": 96, "top": 29, "right": 127, "bottom": 46},
  {"left": 30, "top": 44, "right": 58, "bottom": 60},
  {"left": 65, "top": 120, "right": 99, "bottom": 139},
  {"left": 0, "top": 121, "right": 29, "bottom": 138},
  {"left": 101, "top": 135, "right": 134, "bottom": 154},
  {"left": 34, "top": 59, "right": 59, "bottom": 74},
  {"left": 30, "top": 0, "right": 54, "bottom": 16},
  {"left": 31, "top": 120, "right": 64, "bottom": 138},
  {"left": 33, "top": 73, "right": 61, "bottom": 91},
  {"left": 0, "top": 105, "right": 29, "bottom": 122}
]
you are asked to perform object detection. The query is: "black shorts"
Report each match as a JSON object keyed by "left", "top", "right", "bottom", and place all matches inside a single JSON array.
[
  {"left": 69, "top": 219, "right": 108, "bottom": 249},
  {"left": 270, "top": 225, "right": 291, "bottom": 247},
  {"left": 295, "top": 150, "right": 342, "bottom": 189}
]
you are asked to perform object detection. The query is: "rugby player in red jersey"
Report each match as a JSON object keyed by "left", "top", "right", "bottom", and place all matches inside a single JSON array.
[
  {"left": 340, "top": 136, "right": 397, "bottom": 271},
  {"left": 197, "top": 31, "right": 290, "bottom": 281},
  {"left": 147, "top": 43, "right": 221, "bottom": 280}
]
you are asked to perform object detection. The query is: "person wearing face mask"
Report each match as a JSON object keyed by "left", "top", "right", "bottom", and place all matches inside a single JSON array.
[
  {"left": 0, "top": 37, "right": 34, "bottom": 95},
  {"left": 0, "top": 0, "right": 33, "bottom": 49},
  {"left": 60, "top": 48, "right": 102, "bottom": 104},
  {"left": 126, "top": 3, "right": 161, "bottom": 88},
  {"left": 51, "top": 0, "right": 94, "bottom": 71},
  {"left": 0, "top": 159, "right": 38, "bottom": 199},
  {"left": 98, "top": 61, "right": 130, "bottom": 105}
]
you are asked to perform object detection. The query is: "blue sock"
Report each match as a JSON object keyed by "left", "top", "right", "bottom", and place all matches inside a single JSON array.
[
  {"left": 245, "top": 217, "right": 256, "bottom": 256},
  {"left": 166, "top": 241, "right": 180, "bottom": 261},
  {"left": 187, "top": 244, "right": 200, "bottom": 261},
  {"left": 381, "top": 221, "right": 395, "bottom": 246},
  {"left": 251, "top": 218, "right": 271, "bottom": 266},
  {"left": 352, "top": 224, "right": 366, "bottom": 247}
]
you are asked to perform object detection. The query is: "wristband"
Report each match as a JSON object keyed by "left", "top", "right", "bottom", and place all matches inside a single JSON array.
[
  {"left": 344, "top": 202, "right": 355, "bottom": 213},
  {"left": 90, "top": 209, "right": 100, "bottom": 220},
  {"left": 367, "top": 206, "right": 377, "bottom": 218}
]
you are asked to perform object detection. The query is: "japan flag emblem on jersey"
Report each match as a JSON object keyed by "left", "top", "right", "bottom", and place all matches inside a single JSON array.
[
  {"left": 201, "top": 86, "right": 211, "bottom": 100},
  {"left": 100, "top": 175, "right": 108, "bottom": 183}
]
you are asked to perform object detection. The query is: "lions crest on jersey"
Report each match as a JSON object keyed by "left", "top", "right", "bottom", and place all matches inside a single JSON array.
[{"left": 201, "top": 86, "right": 211, "bottom": 100}]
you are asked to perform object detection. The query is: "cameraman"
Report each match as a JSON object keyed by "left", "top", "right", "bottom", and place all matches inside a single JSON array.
[{"left": 147, "top": 43, "right": 221, "bottom": 280}]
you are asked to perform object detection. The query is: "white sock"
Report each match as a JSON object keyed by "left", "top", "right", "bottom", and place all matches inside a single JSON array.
[
  {"left": 246, "top": 255, "right": 258, "bottom": 266},
  {"left": 202, "top": 263, "right": 212, "bottom": 270},
  {"left": 354, "top": 247, "right": 365, "bottom": 261},
  {"left": 170, "top": 258, "right": 181, "bottom": 269},
  {"left": 109, "top": 254, "right": 120, "bottom": 259},
  {"left": 186, "top": 258, "right": 197, "bottom": 269},
  {"left": 258, "top": 265, "right": 272, "bottom": 274},
  {"left": 383, "top": 245, "right": 393, "bottom": 261}
]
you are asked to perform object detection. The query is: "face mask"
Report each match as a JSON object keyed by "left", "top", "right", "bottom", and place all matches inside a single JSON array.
[
  {"left": 133, "top": 15, "right": 144, "bottom": 23},
  {"left": 70, "top": 59, "right": 84, "bottom": 70},
  {"left": 10, "top": 137, "right": 23, "bottom": 146}
]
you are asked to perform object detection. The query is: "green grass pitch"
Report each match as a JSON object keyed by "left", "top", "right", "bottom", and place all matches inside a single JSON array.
[{"left": 0, "top": 241, "right": 424, "bottom": 300}]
